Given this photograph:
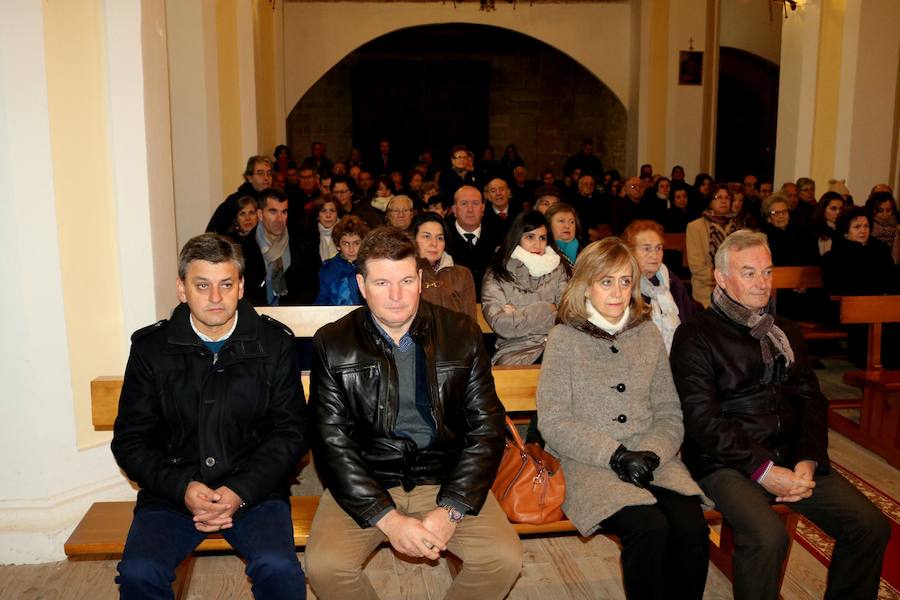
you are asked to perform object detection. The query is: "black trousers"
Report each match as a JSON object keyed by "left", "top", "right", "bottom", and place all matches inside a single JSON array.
[
  {"left": 599, "top": 485, "right": 709, "bottom": 600},
  {"left": 701, "top": 467, "right": 890, "bottom": 600}
]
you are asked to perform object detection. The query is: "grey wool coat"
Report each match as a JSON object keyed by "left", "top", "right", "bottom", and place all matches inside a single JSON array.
[
  {"left": 481, "top": 259, "right": 569, "bottom": 365},
  {"left": 537, "top": 317, "right": 707, "bottom": 536}
]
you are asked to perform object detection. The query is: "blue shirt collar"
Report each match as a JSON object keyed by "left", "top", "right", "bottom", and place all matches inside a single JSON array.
[{"left": 369, "top": 312, "right": 415, "bottom": 352}]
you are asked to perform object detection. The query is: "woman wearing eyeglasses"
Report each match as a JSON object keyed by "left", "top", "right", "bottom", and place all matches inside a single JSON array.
[
  {"left": 761, "top": 194, "right": 817, "bottom": 266},
  {"left": 685, "top": 183, "right": 739, "bottom": 307}
]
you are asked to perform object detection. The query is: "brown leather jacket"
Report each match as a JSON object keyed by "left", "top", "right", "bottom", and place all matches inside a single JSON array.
[
  {"left": 309, "top": 302, "right": 506, "bottom": 527},
  {"left": 418, "top": 257, "right": 478, "bottom": 323}
]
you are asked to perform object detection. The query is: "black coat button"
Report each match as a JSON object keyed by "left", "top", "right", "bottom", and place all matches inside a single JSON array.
[
  {"left": 616, "top": 383, "right": 626, "bottom": 393},
  {"left": 616, "top": 414, "right": 627, "bottom": 423}
]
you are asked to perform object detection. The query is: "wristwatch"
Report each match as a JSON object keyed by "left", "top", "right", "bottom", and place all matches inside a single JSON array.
[{"left": 439, "top": 504, "right": 464, "bottom": 523}]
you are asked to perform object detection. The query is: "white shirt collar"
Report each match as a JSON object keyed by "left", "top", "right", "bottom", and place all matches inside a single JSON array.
[
  {"left": 455, "top": 220, "right": 482, "bottom": 240},
  {"left": 190, "top": 312, "right": 238, "bottom": 342}
]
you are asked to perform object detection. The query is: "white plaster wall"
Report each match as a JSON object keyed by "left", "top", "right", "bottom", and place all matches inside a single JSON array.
[
  {"left": 0, "top": 2, "right": 134, "bottom": 564},
  {"left": 664, "top": 0, "right": 709, "bottom": 179},
  {"left": 284, "top": 2, "right": 633, "bottom": 115},
  {"left": 720, "top": 0, "right": 782, "bottom": 65},
  {"left": 833, "top": 0, "right": 900, "bottom": 196},
  {"left": 166, "top": 0, "right": 225, "bottom": 248},
  {"left": 141, "top": 0, "right": 181, "bottom": 317},
  {"left": 774, "top": 0, "right": 822, "bottom": 185},
  {"left": 105, "top": 0, "right": 178, "bottom": 336}
]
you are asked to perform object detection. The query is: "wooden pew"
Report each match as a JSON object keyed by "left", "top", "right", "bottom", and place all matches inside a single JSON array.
[
  {"left": 827, "top": 295, "right": 900, "bottom": 468},
  {"left": 770, "top": 266, "right": 847, "bottom": 342},
  {"left": 256, "top": 305, "right": 494, "bottom": 336},
  {"left": 73, "top": 364, "right": 798, "bottom": 598}
]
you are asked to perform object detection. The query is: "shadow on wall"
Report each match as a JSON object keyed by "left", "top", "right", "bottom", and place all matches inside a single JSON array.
[{"left": 286, "top": 23, "right": 627, "bottom": 177}]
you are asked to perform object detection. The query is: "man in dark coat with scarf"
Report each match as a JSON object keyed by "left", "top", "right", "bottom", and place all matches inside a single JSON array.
[{"left": 670, "top": 230, "right": 889, "bottom": 600}]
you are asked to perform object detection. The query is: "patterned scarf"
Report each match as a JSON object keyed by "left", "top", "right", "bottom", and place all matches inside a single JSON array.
[
  {"left": 639, "top": 264, "right": 680, "bottom": 354},
  {"left": 872, "top": 215, "right": 897, "bottom": 251},
  {"left": 712, "top": 286, "right": 794, "bottom": 383},
  {"left": 703, "top": 210, "right": 736, "bottom": 263},
  {"left": 256, "top": 224, "right": 291, "bottom": 299}
]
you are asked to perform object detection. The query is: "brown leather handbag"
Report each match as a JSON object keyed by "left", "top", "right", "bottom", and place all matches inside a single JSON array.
[{"left": 491, "top": 416, "right": 566, "bottom": 524}]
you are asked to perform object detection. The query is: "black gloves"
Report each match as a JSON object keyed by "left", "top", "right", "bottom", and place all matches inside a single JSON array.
[{"left": 609, "top": 444, "right": 660, "bottom": 488}]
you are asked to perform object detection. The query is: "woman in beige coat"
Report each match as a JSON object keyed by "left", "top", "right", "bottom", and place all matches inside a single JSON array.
[
  {"left": 686, "top": 183, "right": 738, "bottom": 307},
  {"left": 537, "top": 238, "right": 708, "bottom": 600}
]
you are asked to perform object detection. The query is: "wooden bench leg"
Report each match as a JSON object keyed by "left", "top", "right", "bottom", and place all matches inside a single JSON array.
[{"left": 172, "top": 555, "right": 196, "bottom": 600}]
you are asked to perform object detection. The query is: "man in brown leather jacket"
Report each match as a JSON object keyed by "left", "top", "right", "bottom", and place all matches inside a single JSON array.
[
  {"left": 305, "top": 227, "right": 522, "bottom": 600},
  {"left": 671, "top": 231, "right": 889, "bottom": 600}
]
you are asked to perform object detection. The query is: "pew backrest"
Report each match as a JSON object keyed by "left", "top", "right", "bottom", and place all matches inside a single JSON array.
[
  {"left": 838, "top": 294, "right": 900, "bottom": 370},
  {"left": 92, "top": 365, "right": 541, "bottom": 431},
  {"left": 771, "top": 266, "right": 823, "bottom": 290},
  {"left": 258, "top": 305, "right": 494, "bottom": 335}
]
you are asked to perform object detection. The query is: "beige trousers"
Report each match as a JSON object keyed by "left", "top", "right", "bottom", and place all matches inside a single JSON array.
[{"left": 305, "top": 485, "right": 523, "bottom": 600}]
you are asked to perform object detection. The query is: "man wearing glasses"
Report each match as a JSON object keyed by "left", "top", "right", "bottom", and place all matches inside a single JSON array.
[{"left": 207, "top": 155, "right": 274, "bottom": 234}]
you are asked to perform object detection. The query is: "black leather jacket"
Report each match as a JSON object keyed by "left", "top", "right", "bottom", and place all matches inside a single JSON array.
[
  {"left": 670, "top": 305, "right": 830, "bottom": 481},
  {"left": 310, "top": 301, "right": 506, "bottom": 527},
  {"left": 111, "top": 300, "right": 308, "bottom": 516}
]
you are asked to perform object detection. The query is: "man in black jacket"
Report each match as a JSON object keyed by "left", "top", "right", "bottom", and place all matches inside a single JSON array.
[
  {"left": 444, "top": 185, "right": 500, "bottom": 300},
  {"left": 112, "top": 233, "right": 308, "bottom": 599},
  {"left": 670, "top": 230, "right": 889, "bottom": 600},
  {"left": 207, "top": 155, "right": 273, "bottom": 234},
  {"left": 305, "top": 228, "right": 522, "bottom": 600}
]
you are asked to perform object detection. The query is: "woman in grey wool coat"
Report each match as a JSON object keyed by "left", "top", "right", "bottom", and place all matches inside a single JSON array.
[{"left": 537, "top": 237, "right": 709, "bottom": 600}]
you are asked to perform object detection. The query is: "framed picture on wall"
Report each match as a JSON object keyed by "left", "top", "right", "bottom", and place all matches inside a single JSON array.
[{"left": 679, "top": 51, "right": 703, "bottom": 85}]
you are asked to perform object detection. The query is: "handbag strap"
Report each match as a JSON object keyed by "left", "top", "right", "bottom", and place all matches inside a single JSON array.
[{"left": 504, "top": 415, "right": 526, "bottom": 451}]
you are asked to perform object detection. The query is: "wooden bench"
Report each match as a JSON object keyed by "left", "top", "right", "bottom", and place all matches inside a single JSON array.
[
  {"left": 827, "top": 295, "right": 900, "bottom": 468},
  {"left": 771, "top": 266, "right": 847, "bottom": 342},
  {"left": 73, "top": 363, "right": 798, "bottom": 598}
]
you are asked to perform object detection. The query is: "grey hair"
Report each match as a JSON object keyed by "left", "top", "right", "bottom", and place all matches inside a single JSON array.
[
  {"left": 714, "top": 230, "right": 770, "bottom": 274},
  {"left": 761, "top": 193, "right": 789, "bottom": 217}
]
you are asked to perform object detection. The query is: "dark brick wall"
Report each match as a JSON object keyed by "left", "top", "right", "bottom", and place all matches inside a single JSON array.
[{"left": 287, "top": 31, "right": 626, "bottom": 177}]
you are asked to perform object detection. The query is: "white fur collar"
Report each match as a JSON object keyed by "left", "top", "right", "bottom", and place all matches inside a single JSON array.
[
  {"left": 586, "top": 300, "right": 630, "bottom": 334},
  {"left": 510, "top": 245, "right": 561, "bottom": 278},
  {"left": 436, "top": 252, "right": 454, "bottom": 271}
]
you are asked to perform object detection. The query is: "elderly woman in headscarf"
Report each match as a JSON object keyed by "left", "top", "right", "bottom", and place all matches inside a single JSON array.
[{"left": 622, "top": 220, "right": 697, "bottom": 353}]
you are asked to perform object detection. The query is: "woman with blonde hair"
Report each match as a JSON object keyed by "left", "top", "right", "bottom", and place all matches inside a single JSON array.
[{"left": 537, "top": 237, "right": 708, "bottom": 600}]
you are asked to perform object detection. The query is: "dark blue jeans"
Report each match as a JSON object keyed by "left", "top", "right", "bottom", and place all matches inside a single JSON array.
[{"left": 116, "top": 499, "right": 305, "bottom": 600}]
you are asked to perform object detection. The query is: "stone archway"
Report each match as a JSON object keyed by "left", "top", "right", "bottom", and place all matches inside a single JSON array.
[{"left": 285, "top": 22, "right": 627, "bottom": 175}]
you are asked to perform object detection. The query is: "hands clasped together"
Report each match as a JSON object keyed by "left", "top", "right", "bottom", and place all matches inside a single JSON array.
[
  {"left": 184, "top": 481, "right": 243, "bottom": 532},
  {"left": 760, "top": 461, "right": 817, "bottom": 502},
  {"left": 375, "top": 508, "right": 458, "bottom": 561}
]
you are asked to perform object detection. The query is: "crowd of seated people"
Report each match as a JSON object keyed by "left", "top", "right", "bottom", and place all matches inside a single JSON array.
[
  {"left": 204, "top": 141, "right": 899, "bottom": 341},
  {"left": 173, "top": 137, "right": 900, "bottom": 600}
]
